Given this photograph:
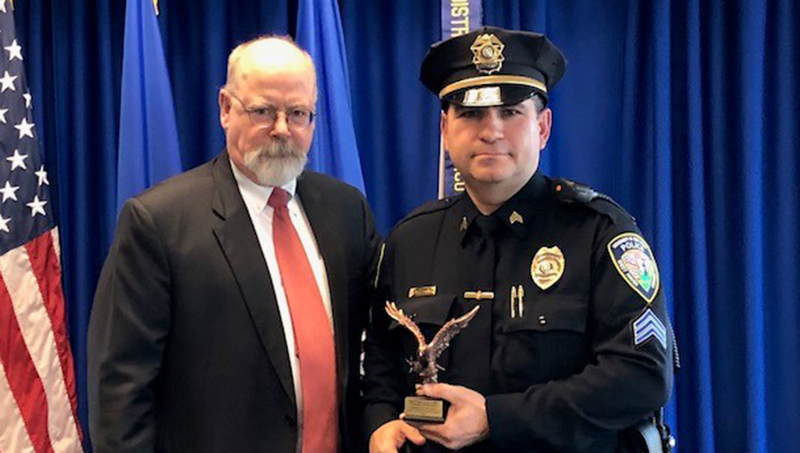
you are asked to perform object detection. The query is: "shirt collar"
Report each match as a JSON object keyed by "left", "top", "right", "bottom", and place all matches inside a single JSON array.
[
  {"left": 457, "top": 170, "right": 550, "bottom": 244},
  {"left": 230, "top": 158, "right": 297, "bottom": 214}
]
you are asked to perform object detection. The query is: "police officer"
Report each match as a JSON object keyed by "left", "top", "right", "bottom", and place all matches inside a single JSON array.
[{"left": 361, "top": 27, "right": 674, "bottom": 453}]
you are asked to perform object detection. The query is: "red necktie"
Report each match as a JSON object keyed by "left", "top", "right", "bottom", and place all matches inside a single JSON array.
[{"left": 268, "top": 188, "right": 338, "bottom": 453}]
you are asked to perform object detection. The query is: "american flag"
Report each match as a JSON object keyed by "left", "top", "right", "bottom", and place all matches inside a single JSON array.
[{"left": 0, "top": 1, "right": 84, "bottom": 452}]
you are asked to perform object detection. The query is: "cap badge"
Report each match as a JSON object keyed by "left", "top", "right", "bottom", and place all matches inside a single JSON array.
[
  {"left": 531, "top": 246, "right": 565, "bottom": 291},
  {"left": 470, "top": 34, "right": 505, "bottom": 75}
]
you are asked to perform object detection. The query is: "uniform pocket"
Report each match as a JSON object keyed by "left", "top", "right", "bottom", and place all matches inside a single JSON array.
[
  {"left": 497, "top": 295, "right": 590, "bottom": 385},
  {"left": 500, "top": 295, "right": 588, "bottom": 333}
]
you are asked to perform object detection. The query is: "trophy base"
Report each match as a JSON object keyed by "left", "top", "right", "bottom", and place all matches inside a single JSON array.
[{"left": 403, "top": 396, "right": 448, "bottom": 423}]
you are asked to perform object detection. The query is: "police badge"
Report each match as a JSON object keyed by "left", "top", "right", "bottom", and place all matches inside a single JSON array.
[
  {"left": 470, "top": 33, "right": 505, "bottom": 74},
  {"left": 531, "top": 246, "right": 565, "bottom": 291},
  {"left": 608, "top": 233, "right": 660, "bottom": 303}
]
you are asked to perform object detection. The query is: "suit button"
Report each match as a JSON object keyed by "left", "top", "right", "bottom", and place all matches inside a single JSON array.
[{"left": 285, "top": 414, "right": 297, "bottom": 428}]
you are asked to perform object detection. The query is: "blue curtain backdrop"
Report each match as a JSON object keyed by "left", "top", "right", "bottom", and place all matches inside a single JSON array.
[{"left": 14, "top": 1, "right": 799, "bottom": 452}]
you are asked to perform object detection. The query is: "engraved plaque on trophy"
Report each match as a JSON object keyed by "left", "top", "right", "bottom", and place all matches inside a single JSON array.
[{"left": 384, "top": 301, "right": 480, "bottom": 423}]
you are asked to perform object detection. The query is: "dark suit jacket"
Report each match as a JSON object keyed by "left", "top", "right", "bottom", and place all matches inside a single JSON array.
[{"left": 88, "top": 152, "right": 381, "bottom": 453}]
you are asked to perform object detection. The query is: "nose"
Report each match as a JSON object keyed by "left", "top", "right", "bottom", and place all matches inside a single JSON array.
[
  {"left": 270, "top": 112, "right": 291, "bottom": 138},
  {"left": 478, "top": 110, "right": 504, "bottom": 143}
]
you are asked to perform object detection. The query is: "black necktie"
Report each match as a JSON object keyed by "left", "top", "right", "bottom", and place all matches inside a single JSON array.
[{"left": 449, "top": 214, "right": 499, "bottom": 393}]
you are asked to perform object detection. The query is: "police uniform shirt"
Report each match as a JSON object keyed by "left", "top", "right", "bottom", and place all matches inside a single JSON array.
[{"left": 362, "top": 171, "right": 674, "bottom": 453}]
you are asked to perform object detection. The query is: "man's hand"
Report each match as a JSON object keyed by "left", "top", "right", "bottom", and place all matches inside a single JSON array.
[
  {"left": 404, "top": 383, "right": 490, "bottom": 450},
  {"left": 369, "top": 419, "right": 426, "bottom": 453}
]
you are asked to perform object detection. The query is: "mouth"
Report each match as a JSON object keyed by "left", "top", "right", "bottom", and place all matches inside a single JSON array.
[{"left": 472, "top": 152, "right": 510, "bottom": 159}]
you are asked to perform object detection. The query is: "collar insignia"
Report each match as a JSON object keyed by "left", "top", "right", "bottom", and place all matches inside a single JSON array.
[
  {"left": 470, "top": 34, "right": 505, "bottom": 75},
  {"left": 509, "top": 211, "right": 524, "bottom": 225}
]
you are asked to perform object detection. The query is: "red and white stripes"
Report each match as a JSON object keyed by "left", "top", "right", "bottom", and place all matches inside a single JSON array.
[{"left": 0, "top": 229, "right": 83, "bottom": 453}]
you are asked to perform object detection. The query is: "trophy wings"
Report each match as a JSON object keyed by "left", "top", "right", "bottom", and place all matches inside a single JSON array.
[
  {"left": 385, "top": 301, "right": 427, "bottom": 352},
  {"left": 428, "top": 305, "right": 480, "bottom": 363}
]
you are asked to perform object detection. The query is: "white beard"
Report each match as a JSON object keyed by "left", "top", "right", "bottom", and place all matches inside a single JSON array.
[{"left": 242, "top": 140, "right": 308, "bottom": 187}]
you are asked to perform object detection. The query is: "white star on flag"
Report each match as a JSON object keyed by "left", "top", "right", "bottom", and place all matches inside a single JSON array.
[
  {"left": 14, "top": 117, "right": 34, "bottom": 139},
  {"left": 0, "top": 108, "right": 7, "bottom": 123},
  {"left": 0, "top": 70, "right": 16, "bottom": 92},
  {"left": 0, "top": 180, "right": 19, "bottom": 202},
  {"left": 23, "top": 91, "right": 31, "bottom": 108},
  {"left": 4, "top": 38, "right": 22, "bottom": 61},
  {"left": 35, "top": 166, "right": 49, "bottom": 186},
  {"left": 6, "top": 149, "right": 27, "bottom": 170},
  {"left": 0, "top": 214, "right": 10, "bottom": 233},
  {"left": 26, "top": 195, "right": 47, "bottom": 217},
  {"left": 0, "top": 0, "right": 7, "bottom": 14}
]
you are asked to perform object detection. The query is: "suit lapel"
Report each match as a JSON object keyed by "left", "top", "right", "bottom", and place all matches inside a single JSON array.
[
  {"left": 296, "top": 175, "right": 351, "bottom": 395},
  {"left": 210, "top": 154, "right": 295, "bottom": 404}
]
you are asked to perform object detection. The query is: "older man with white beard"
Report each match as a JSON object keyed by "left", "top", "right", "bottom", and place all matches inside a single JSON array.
[{"left": 88, "top": 36, "right": 381, "bottom": 453}]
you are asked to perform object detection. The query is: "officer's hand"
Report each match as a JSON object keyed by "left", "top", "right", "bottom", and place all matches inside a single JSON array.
[
  {"left": 405, "top": 383, "right": 490, "bottom": 450},
  {"left": 369, "top": 419, "right": 426, "bottom": 453}
]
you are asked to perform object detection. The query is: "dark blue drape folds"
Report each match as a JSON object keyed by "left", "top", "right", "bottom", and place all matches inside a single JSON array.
[{"left": 15, "top": 1, "right": 799, "bottom": 452}]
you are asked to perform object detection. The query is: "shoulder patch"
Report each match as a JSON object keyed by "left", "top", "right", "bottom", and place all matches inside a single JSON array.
[
  {"left": 552, "top": 178, "right": 635, "bottom": 225},
  {"left": 608, "top": 233, "right": 660, "bottom": 303}
]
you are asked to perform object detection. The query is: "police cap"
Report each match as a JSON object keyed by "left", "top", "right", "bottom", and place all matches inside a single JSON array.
[{"left": 420, "top": 26, "right": 567, "bottom": 108}]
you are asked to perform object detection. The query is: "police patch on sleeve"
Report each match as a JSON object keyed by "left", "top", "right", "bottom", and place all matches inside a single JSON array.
[
  {"left": 608, "top": 233, "right": 660, "bottom": 303},
  {"left": 632, "top": 308, "right": 667, "bottom": 349}
]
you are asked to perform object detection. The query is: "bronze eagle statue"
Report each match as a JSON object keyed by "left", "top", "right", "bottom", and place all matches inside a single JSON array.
[{"left": 384, "top": 301, "right": 481, "bottom": 384}]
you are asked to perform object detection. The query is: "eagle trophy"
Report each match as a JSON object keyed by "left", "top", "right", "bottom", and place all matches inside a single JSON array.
[{"left": 384, "top": 301, "right": 480, "bottom": 384}]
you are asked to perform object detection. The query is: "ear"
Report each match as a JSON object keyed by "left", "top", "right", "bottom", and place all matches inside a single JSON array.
[
  {"left": 219, "top": 90, "right": 231, "bottom": 130},
  {"left": 440, "top": 111, "right": 450, "bottom": 150},
  {"left": 537, "top": 108, "right": 553, "bottom": 150}
]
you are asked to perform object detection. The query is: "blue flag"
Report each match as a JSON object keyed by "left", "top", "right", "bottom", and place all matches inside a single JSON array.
[
  {"left": 117, "top": 0, "right": 182, "bottom": 213},
  {"left": 438, "top": 0, "right": 482, "bottom": 198},
  {"left": 296, "top": 0, "right": 366, "bottom": 194}
]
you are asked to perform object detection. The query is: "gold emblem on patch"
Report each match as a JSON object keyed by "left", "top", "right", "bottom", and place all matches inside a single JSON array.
[
  {"left": 470, "top": 34, "right": 505, "bottom": 74},
  {"left": 531, "top": 246, "right": 565, "bottom": 291}
]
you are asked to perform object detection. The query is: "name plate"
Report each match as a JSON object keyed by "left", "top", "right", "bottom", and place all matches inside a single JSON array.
[{"left": 404, "top": 396, "right": 448, "bottom": 423}]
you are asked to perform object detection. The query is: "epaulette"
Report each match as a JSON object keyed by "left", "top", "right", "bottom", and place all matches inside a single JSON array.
[
  {"left": 394, "top": 196, "right": 459, "bottom": 228},
  {"left": 552, "top": 178, "right": 635, "bottom": 225}
]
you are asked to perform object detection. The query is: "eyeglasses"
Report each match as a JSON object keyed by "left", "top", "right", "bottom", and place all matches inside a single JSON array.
[{"left": 227, "top": 91, "right": 316, "bottom": 129}]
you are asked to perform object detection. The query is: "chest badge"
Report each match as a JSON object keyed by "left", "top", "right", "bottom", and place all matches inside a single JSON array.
[{"left": 531, "top": 246, "right": 565, "bottom": 291}]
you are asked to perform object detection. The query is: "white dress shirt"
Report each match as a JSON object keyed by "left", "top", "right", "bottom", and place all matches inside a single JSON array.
[{"left": 230, "top": 161, "right": 333, "bottom": 450}]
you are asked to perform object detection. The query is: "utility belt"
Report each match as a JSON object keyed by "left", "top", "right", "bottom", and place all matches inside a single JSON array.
[{"left": 620, "top": 408, "right": 677, "bottom": 453}]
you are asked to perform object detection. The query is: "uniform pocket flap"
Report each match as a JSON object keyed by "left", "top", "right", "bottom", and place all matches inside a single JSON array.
[
  {"left": 388, "top": 294, "right": 456, "bottom": 330},
  {"left": 501, "top": 295, "right": 588, "bottom": 333}
]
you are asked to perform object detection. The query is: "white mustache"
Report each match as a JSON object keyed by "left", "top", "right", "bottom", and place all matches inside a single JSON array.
[
  {"left": 252, "top": 140, "right": 301, "bottom": 159},
  {"left": 243, "top": 140, "right": 307, "bottom": 187}
]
